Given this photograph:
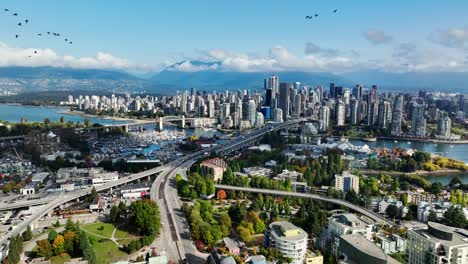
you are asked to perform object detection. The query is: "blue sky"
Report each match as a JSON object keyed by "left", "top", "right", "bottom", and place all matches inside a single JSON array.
[{"left": 0, "top": 0, "right": 467, "bottom": 72}]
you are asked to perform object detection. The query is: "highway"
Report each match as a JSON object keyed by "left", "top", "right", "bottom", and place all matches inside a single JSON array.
[
  {"left": 214, "top": 184, "right": 393, "bottom": 226},
  {"left": 0, "top": 120, "right": 300, "bottom": 258}
]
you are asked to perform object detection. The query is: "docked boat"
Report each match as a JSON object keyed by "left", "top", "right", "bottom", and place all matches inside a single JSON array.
[{"left": 362, "top": 137, "right": 377, "bottom": 142}]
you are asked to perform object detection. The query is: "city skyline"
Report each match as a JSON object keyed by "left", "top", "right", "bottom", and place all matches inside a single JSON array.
[{"left": 0, "top": 1, "right": 468, "bottom": 74}]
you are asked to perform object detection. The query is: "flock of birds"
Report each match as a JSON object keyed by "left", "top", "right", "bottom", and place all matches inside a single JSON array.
[
  {"left": 3, "top": 8, "right": 73, "bottom": 58},
  {"left": 306, "top": 9, "right": 338, "bottom": 19}
]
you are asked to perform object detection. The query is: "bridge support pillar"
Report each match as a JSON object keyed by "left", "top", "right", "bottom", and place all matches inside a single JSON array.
[
  {"left": 181, "top": 116, "right": 185, "bottom": 129},
  {"left": 123, "top": 125, "right": 129, "bottom": 133},
  {"left": 158, "top": 119, "right": 163, "bottom": 131}
]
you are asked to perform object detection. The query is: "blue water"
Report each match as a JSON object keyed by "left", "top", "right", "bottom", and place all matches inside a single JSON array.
[
  {"left": 0, "top": 104, "right": 128, "bottom": 125},
  {"left": 349, "top": 139, "right": 468, "bottom": 184}
]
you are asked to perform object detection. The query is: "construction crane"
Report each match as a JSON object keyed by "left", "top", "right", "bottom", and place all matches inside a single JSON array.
[{"left": 12, "top": 147, "right": 22, "bottom": 161}]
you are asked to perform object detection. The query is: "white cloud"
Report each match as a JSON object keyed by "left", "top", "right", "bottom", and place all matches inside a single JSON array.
[
  {"left": 363, "top": 29, "right": 393, "bottom": 45},
  {"left": 429, "top": 26, "right": 468, "bottom": 48},
  {"left": 0, "top": 42, "right": 153, "bottom": 72}
]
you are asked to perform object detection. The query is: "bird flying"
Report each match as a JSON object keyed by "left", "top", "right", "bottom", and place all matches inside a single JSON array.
[
  {"left": 13, "top": 13, "right": 17, "bottom": 16},
  {"left": 18, "top": 22, "right": 22, "bottom": 26},
  {"left": 314, "top": 14, "right": 318, "bottom": 17},
  {"left": 37, "top": 33, "right": 42, "bottom": 36},
  {"left": 25, "top": 19, "right": 29, "bottom": 23},
  {"left": 4, "top": 9, "right": 9, "bottom": 11},
  {"left": 15, "top": 35, "right": 19, "bottom": 38},
  {"left": 333, "top": 9, "right": 338, "bottom": 13}
]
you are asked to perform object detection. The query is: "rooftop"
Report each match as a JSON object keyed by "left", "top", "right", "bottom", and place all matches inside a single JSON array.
[
  {"left": 269, "top": 221, "right": 307, "bottom": 241},
  {"left": 412, "top": 221, "right": 468, "bottom": 247}
]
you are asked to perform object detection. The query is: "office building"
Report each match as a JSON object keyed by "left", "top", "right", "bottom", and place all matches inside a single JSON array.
[
  {"left": 352, "top": 85, "right": 363, "bottom": 100},
  {"left": 264, "top": 75, "right": 279, "bottom": 97},
  {"left": 265, "top": 221, "right": 308, "bottom": 264},
  {"left": 350, "top": 99, "right": 359, "bottom": 125},
  {"left": 279, "top": 83, "right": 291, "bottom": 120}
]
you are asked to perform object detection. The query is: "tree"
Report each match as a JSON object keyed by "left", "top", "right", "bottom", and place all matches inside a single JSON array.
[
  {"left": 60, "top": 116, "right": 65, "bottom": 123},
  {"left": 428, "top": 210, "right": 438, "bottom": 222},
  {"left": 88, "top": 186, "right": 98, "bottom": 203},
  {"left": 48, "top": 229, "right": 58, "bottom": 243},
  {"left": 8, "top": 236, "right": 21, "bottom": 264},
  {"left": 443, "top": 206, "right": 467, "bottom": 228},
  {"left": 109, "top": 205, "right": 121, "bottom": 223},
  {"left": 54, "top": 219, "right": 61, "bottom": 227},
  {"left": 84, "top": 118, "right": 91, "bottom": 128},
  {"left": 449, "top": 176, "right": 462, "bottom": 186},
  {"left": 63, "top": 231, "right": 76, "bottom": 253},
  {"left": 36, "top": 239, "right": 53, "bottom": 258},
  {"left": 130, "top": 200, "right": 161, "bottom": 236},
  {"left": 386, "top": 205, "right": 400, "bottom": 219},
  {"left": 78, "top": 231, "right": 97, "bottom": 264},
  {"left": 22, "top": 225, "right": 33, "bottom": 241},
  {"left": 118, "top": 201, "right": 128, "bottom": 218},
  {"left": 219, "top": 212, "right": 232, "bottom": 229},
  {"left": 345, "top": 190, "right": 360, "bottom": 204},
  {"left": 52, "top": 235, "right": 65, "bottom": 255},
  {"left": 217, "top": 190, "right": 227, "bottom": 200},
  {"left": 206, "top": 179, "right": 215, "bottom": 195}
]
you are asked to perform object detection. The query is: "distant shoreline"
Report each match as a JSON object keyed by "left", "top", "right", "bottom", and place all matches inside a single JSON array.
[
  {"left": 361, "top": 169, "right": 467, "bottom": 177},
  {"left": 325, "top": 135, "right": 468, "bottom": 144},
  {"left": 60, "top": 109, "right": 146, "bottom": 124}
]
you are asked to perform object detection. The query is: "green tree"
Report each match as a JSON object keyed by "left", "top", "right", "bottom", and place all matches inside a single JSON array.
[
  {"left": 109, "top": 205, "right": 121, "bottom": 223},
  {"left": 130, "top": 200, "right": 161, "bottom": 236},
  {"left": 22, "top": 225, "right": 33, "bottom": 241},
  {"left": 88, "top": 186, "right": 98, "bottom": 203},
  {"left": 443, "top": 206, "right": 467, "bottom": 228},
  {"left": 84, "top": 118, "right": 91, "bottom": 128},
  {"left": 60, "top": 116, "right": 65, "bottom": 123},
  {"left": 48, "top": 229, "right": 58, "bottom": 243}
]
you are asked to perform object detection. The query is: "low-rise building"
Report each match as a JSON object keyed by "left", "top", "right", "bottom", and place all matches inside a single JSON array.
[
  {"left": 246, "top": 255, "right": 266, "bottom": 264},
  {"left": 376, "top": 234, "right": 407, "bottom": 254},
  {"left": 31, "top": 172, "right": 49, "bottom": 184},
  {"left": 305, "top": 251, "right": 323, "bottom": 264},
  {"left": 223, "top": 237, "right": 240, "bottom": 255},
  {"left": 243, "top": 167, "right": 272, "bottom": 177},
  {"left": 120, "top": 182, "right": 151, "bottom": 198},
  {"left": 200, "top": 158, "right": 227, "bottom": 182},
  {"left": 265, "top": 221, "right": 308, "bottom": 264},
  {"left": 20, "top": 184, "right": 35, "bottom": 195},
  {"left": 92, "top": 172, "right": 119, "bottom": 186},
  {"left": 275, "top": 170, "right": 302, "bottom": 182}
]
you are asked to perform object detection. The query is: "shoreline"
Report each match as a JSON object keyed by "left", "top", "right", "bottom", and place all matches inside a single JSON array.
[
  {"left": 360, "top": 169, "right": 467, "bottom": 177},
  {"left": 60, "top": 110, "right": 148, "bottom": 124},
  {"left": 325, "top": 135, "right": 468, "bottom": 144}
]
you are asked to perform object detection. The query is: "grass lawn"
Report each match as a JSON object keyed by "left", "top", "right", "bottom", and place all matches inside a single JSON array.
[
  {"left": 88, "top": 234, "right": 128, "bottom": 264},
  {"left": 117, "top": 238, "right": 140, "bottom": 246},
  {"left": 49, "top": 255, "right": 71, "bottom": 264},
  {"left": 81, "top": 222, "right": 116, "bottom": 238}
]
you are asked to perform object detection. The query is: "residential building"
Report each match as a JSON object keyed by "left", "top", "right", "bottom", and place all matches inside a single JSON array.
[
  {"left": 265, "top": 221, "right": 308, "bottom": 264},
  {"left": 200, "top": 158, "right": 227, "bottom": 182},
  {"left": 305, "top": 251, "right": 323, "bottom": 264},
  {"left": 334, "top": 171, "right": 360, "bottom": 194},
  {"left": 411, "top": 102, "right": 426, "bottom": 137},
  {"left": 317, "top": 213, "right": 373, "bottom": 257},
  {"left": 339, "top": 234, "right": 399, "bottom": 264},
  {"left": 407, "top": 222, "right": 468, "bottom": 264},
  {"left": 279, "top": 83, "right": 291, "bottom": 120}
]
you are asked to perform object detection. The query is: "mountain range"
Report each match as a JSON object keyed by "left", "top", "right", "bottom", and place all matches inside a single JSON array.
[{"left": 0, "top": 64, "right": 467, "bottom": 95}]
